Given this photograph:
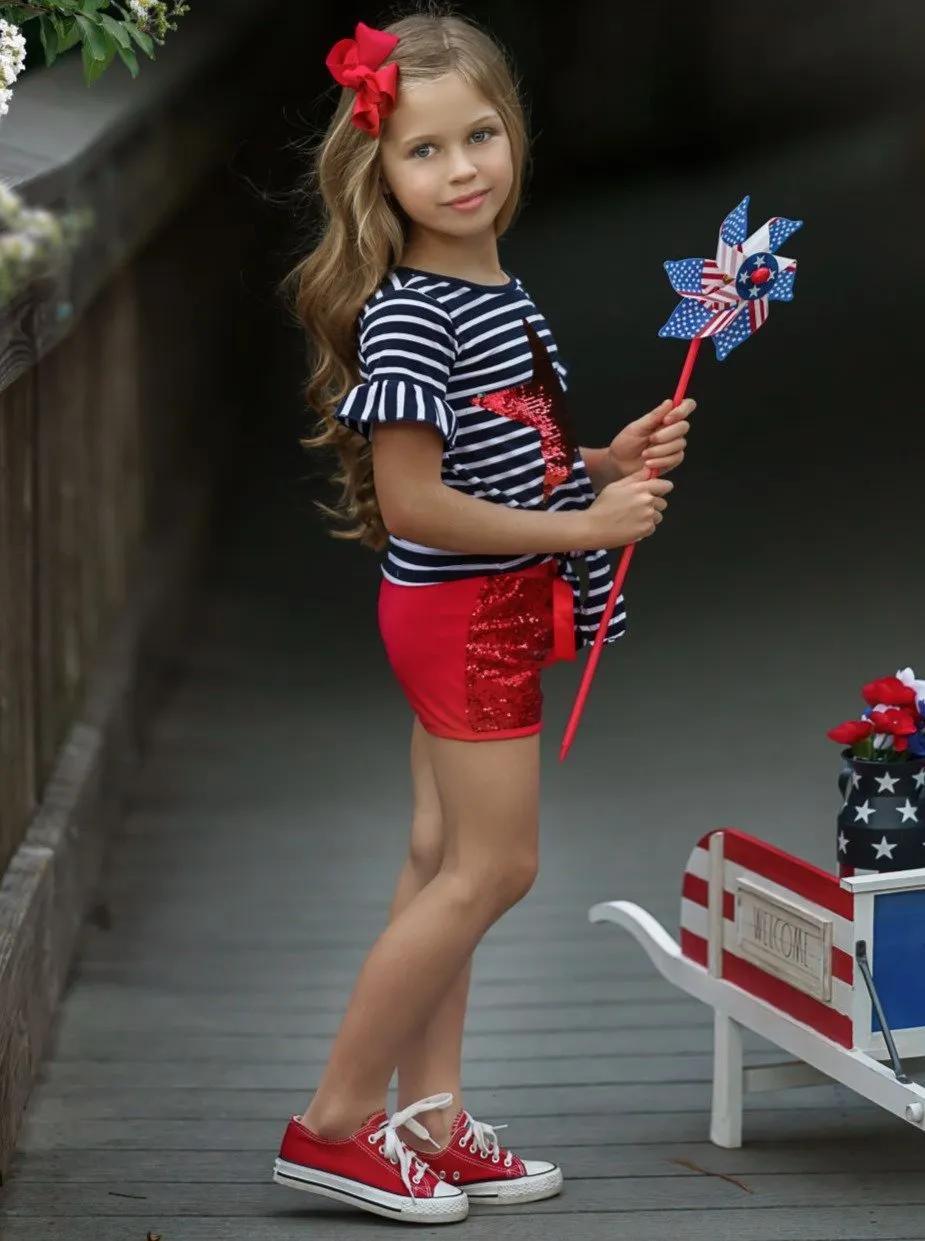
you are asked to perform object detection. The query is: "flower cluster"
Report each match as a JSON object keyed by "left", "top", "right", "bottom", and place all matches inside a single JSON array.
[
  {"left": 0, "top": 180, "right": 90, "bottom": 305},
  {"left": 828, "top": 667, "right": 925, "bottom": 761},
  {"left": 0, "top": 18, "right": 26, "bottom": 117},
  {"left": 127, "top": 1, "right": 190, "bottom": 42}
]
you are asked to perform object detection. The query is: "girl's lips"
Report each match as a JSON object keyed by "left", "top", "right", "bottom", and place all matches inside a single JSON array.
[{"left": 446, "top": 190, "right": 489, "bottom": 211}]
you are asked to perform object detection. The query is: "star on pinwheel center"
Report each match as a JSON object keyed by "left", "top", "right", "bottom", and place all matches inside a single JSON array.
[{"left": 735, "top": 251, "right": 780, "bottom": 300}]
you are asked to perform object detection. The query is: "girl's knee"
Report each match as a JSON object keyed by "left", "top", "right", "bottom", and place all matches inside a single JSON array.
[
  {"left": 449, "top": 847, "right": 537, "bottom": 917},
  {"left": 407, "top": 811, "right": 444, "bottom": 881},
  {"left": 500, "top": 850, "right": 538, "bottom": 906}
]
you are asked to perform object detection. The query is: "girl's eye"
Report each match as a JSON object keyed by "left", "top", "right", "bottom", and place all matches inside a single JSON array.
[
  {"left": 410, "top": 144, "right": 434, "bottom": 159},
  {"left": 470, "top": 127, "right": 495, "bottom": 144}
]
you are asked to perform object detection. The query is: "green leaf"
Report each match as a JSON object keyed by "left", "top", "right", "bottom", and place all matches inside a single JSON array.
[
  {"left": 100, "top": 14, "right": 131, "bottom": 48},
  {"left": 116, "top": 42, "right": 138, "bottom": 77},
  {"left": 57, "top": 19, "right": 82, "bottom": 53},
  {"left": 81, "top": 34, "right": 114, "bottom": 83},
  {"left": 123, "top": 20, "right": 154, "bottom": 58},
  {"left": 76, "top": 14, "right": 110, "bottom": 61},
  {"left": 39, "top": 15, "right": 59, "bottom": 66}
]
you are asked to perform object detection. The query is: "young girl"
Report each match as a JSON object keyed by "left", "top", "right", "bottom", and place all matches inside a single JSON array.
[{"left": 273, "top": 9, "right": 692, "bottom": 1225}]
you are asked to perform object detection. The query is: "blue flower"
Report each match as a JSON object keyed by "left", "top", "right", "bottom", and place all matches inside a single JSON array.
[{"left": 909, "top": 728, "right": 925, "bottom": 758}]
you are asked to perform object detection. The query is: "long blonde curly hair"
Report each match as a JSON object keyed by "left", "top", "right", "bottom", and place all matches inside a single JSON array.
[{"left": 292, "top": 8, "right": 529, "bottom": 551}]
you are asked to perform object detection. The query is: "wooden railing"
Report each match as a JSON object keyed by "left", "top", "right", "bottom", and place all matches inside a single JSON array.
[{"left": 0, "top": 0, "right": 307, "bottom": 1175}]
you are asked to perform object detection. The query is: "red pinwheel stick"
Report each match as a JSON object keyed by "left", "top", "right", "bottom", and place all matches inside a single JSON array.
[{"left": 559, "top": 336, "right": 702, "bottom": 761}]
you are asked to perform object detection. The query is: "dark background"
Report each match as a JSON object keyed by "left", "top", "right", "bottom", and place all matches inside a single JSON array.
[{"left": 210, "top": 0, "right": 925, "bottom": 817}]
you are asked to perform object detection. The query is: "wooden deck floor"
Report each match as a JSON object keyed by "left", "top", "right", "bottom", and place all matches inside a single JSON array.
[{"left": 4, "top": 123, "right": 925, "bottom": 1239}]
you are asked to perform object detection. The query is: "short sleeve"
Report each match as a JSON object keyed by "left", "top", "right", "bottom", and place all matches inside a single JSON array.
[
  {"left": 552, "top": 358, "right": 569, "bottom": 391},
  {"left": 334, "top": 287, "right": 458, "bottom": 444}
]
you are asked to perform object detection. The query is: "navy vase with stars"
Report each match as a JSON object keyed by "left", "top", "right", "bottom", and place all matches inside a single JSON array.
[{"left": 837, "top": 749, "right": 925, "bottom": 874}]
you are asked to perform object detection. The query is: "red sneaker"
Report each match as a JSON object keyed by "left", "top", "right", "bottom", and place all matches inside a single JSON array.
[
  {"left": 273, "top": 1093, "right": 468, "bottom": 1224},
  {"left": 426, "top": 1109, "right": 563, "bottom": 1204}
]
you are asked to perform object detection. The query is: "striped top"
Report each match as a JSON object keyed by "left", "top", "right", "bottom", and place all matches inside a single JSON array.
[{"left": 334, "top": 267, "right": 625, "bottom": 647}]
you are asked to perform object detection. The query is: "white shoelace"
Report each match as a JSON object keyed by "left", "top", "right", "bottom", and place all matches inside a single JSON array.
[
  {"left": 370, "top": 1092, "right": 454, "bottom": 1197},
  {"left": 458, "top": 1111, "right": 514, "bottom": 1167}
]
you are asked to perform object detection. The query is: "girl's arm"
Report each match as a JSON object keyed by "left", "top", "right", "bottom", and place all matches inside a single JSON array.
[
  {"left": 374, "top": 424, "right": 593, "bottom": 553},
  {"left": 373, "top": 424, "right": 668, "bottom": 555}
]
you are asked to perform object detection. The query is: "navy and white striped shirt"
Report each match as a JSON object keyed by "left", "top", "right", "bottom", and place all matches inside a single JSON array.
[{"left": 334, "top": 267, "right": 625, "bottom": 646}]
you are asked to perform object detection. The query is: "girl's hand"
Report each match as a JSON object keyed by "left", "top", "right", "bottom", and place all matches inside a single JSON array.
[
  {"left": 586, "top": 469, "right": 673, "bottom": 548},
  {"left": 609, "top": 397, "right": 695, "bottom": 478}
]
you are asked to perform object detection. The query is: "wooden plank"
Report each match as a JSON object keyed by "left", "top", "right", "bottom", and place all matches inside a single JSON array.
[
  {"left": 38, "top": 1051, "right": 788, "bottom": 1091},
  {"left": 57, "top": 973, "right": 686, "bottom": 1007},
  {"left": 52, "top": 998, "right": 708, "bottom": 1037},
  {"left": 71, "top": 944, "right": 676, "bottom": 975},
  {"left": 4, "top": 1172, "right": 925, "bottom": 1215},
  {"left": 0, "top": 371, "right": 36, "bottom": 873},
  {"left": 10, "top": 1135, "right": 925, "bottom": 1183},
  {"left": 0, "top": 847, "right": 55, "bottom": 1177},
  {"left": 17, "top": 1107, "right": 907, "bottom": 1155},
  {"left": 50, "top": 1025, "right": 724, "bottom": 1062},
  {"left": 3, "top": 1211, "right": 925, "bottom": 1241},
  {"left": 23, "top": 1082, "right": 866, "bottom": 1124},
  {"left": 73, "top": 931, "right": 661, "bottom": 959}
]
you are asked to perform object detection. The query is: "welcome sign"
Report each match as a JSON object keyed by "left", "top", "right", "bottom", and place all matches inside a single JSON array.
[{"left": 735, "top": 878, "right": 834, "bottom": 1002}]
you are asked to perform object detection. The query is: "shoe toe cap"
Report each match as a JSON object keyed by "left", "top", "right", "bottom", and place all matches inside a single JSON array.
[
  {"left": 433, "top": 1179, "right": 466, "bottom": 1199},
  {"left": 521, "top": 1159, "right": 561, "bottom": 1178}
]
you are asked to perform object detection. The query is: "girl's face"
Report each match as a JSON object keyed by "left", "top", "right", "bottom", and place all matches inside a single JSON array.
[{"left": 379, "top": 72, "right": 514, "bottom": 242}]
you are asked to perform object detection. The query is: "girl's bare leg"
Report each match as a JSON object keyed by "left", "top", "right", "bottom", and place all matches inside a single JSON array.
[
  {"left": 302, "top": 730, "right": 540, "bottom": 1139},
  {"left": 390, "top": 720, "right": 471, "bottom": 1148}
]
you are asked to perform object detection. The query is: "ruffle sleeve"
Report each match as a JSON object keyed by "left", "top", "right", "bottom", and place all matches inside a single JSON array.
[
  {"left": 334, "top": 377, "right": 457, "bottom": 444},
  {"left": 334, "top": 284, "right": 459, "bottom": 445}
]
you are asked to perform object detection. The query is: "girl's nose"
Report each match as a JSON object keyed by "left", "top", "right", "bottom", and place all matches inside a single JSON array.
[{"left": 447, "top": 149, "right": 478, "bottom": 180}]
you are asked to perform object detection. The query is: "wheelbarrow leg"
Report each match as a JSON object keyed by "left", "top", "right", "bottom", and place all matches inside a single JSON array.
[{"left": 711, "top": 1010, "right": 743, "bottom": 1148}]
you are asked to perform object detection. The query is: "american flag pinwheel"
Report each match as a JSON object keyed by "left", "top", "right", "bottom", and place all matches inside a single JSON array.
[
  {"left": 658, "top": 196, "right": 802, "bottom": 360},
  {"left": 560, "top": 195, "right": 804, "bottom": 760}
]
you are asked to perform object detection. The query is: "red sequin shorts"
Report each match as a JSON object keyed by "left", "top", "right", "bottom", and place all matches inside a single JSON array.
[{"left": 378, "top": 561, "right": 576, "bottom": 742}]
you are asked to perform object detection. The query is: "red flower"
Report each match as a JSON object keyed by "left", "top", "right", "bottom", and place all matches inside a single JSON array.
[
  {"left": 868, "top": 707, "right": 918, "bottom": 738},
  {"left": 827, "top": 719, "right": 874, "bottom": 744},
  {"left": 862, "top": 676, "right": 917, "bottom": 708}
]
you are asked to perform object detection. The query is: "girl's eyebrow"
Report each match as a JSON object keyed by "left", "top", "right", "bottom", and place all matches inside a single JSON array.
[{"left": 402, "top": 112, "right": 501, "bottom": 147}]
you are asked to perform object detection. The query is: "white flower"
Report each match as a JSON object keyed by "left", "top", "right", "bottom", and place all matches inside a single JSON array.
[
  {"left": 0, "top": 183, "right": 18, "bottom": 218},
  {"left": 0, "top": 21, "right": 26, "bottom": 90},
  {"left": 0, "top": 233, "right": 37, "bottom": 263},
  {"left": 897, "top": 667, "right": 925, "bottom": 706},
  {"left": 129, "top": 0, "right": 154, "bottom": 22}
]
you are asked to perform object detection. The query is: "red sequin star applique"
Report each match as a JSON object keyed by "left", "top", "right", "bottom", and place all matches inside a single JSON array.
[{"left": 470, "top": 319, "right": 577, "bottom": 500}]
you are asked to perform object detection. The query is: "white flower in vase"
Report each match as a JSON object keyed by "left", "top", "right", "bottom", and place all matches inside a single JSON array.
[{"left": 897, "top": 667, "right": 925, "bottom": 704}]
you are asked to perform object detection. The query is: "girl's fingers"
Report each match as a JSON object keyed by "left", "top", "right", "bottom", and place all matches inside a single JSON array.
[
  {"left": 652, "top": 420, "right": 689, "bottom": 443},
  {"left": 646, "top": 438, "right": 686, "bottom": 460},
  {"left": 644, "top": 448, "right": 684, "bottom": 469}
]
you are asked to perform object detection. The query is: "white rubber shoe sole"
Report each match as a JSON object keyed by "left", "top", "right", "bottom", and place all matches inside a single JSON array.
[
  {"left": 273, "top": 1157, "right": 469, "bottom": 1224},
  {"left": 463, "top": 1161, "right": 563, "bottom": 1204}
]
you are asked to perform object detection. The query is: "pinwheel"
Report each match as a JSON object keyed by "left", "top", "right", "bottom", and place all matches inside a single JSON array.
[
  {"left": 560, "top": 197, "right": 803, "bottom": 760},
  {"left": 658, "top": 196, "right": 801, "bottom": 360}
]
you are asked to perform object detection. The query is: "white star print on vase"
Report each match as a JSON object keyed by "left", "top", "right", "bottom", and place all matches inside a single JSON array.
[
  {"left": 875, "top": 773, "right": 899, "bottom": 793},
  {"left": 896, "top": 799, "right": 918, "bottom": 823},
  {"left": 872, "top": 836, "right": 897, "bottom": 860},
  {"left": 853, "top": 801, "right": 875, "bottom": 824}
]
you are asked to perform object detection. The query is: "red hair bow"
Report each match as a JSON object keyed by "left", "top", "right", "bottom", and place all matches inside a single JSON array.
[{"left": 325, "top": 21, "right": 400, "bottom": 138}]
